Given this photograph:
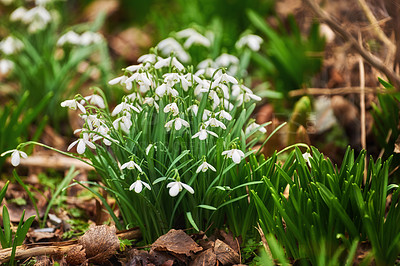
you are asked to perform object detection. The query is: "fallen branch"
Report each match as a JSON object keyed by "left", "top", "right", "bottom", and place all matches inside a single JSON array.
[
  {"left": 0, "top": 227, "right": 141, "bottom": 263},
  {"left": 302, "top": 0, "right": 400, "bottom": 89},
  {"left": 288, "top": 86, "right": 387, "bottom": 97}
]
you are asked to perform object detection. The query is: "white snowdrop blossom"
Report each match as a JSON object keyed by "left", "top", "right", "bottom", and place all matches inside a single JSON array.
[
  {"left": 108, "top": 75, "right": 128, "bottom": 86},
  {"left": 121, "top": 160, "right": 143, "bottom": 172},
  {"left": 10, "top": 7, "right": 28, "bottom": 21},
  {"left": 167, "top": 181, "right": 194, "bottom": 197},
  {"left": 302, "top": 152, "right": 313, "bottom": 167},
  {"left": 245, "top": 122, "right": 267, "bottom": 135},
  {"left": 111, "top": 101, "right": 140, "bottom": 116},
  {"left": 125, "top": 64, "right": 143, "bottom": 72},
  {"left": 163, "top": 103, "right": 179, "bottom": 116},
  {"left": 187, "top": 104, "right": 199, "bottom": 116},
  {"left": 126, "top": 72, "right": 153, "bottom": 93},
  {"left": 236, "top": 34, "right": 263, "bottom": 51},
  {"left": 143, "top": 97, "right": 159, "bottom": 112},
  {"left": 216, "top": 110, "right": 232, "bottom": 121},
  {"left": 145, "top": 144, "right": 156, "bottom": 155},
  {"left": 196, "top": 161, "right": 216, "bottom": 173},
  {"left": 155, "top": 83, "right": 179, "bottom": 98},
  {"left": 155, "top": 57, "right": 185, "bottom": 71},
  {"left": 222, "top": 149, "right": 245, "bottom": 164},
  {"left": 192, "top": 128, "right": 218, "bottom": 140},
  {"left": 1, "top": 149, "right": 28, "bottom": 167},
  {"left": 79, "top": 31, "right": 103, "bottom": 46},
  {"left": 81, "top": 95, "right": 105, "bottom": 108},
  {"left": 137, "top": 53, "right": 158, "bottom": 64},
  {"left": 232, "top": 84, "right": 261, "bottom": 105},
  {"left": 0, "top": 59, "right": 14, "bottom": 74},
  {"left": 165, "top": 118, "right": 190, "bottom": 131},
  {"left": 67, "top": 133, "right": 96, "bottom": 154},
  {"left": 215, "top": 53, "right": 239, "bottom": 67},
  {"left": 22, "top": 6, "right": 52, "bottom": 33},
  {"left": 157, "top": 37, "right": 189, "bottom": 63},
  {"left": 212, "top": 73, "right": 238, "bottom": 88},
  {"left": 60, "top": 99, "right": 86, "bottom": 113},
  {"left": 57, "top": 31, "right": 81, "bottom": 46},
  {"left": 177, "top": 29, "right": 211, "bottom": 49},
  {"left": 205, "top": 117, "right": 226, "bottom": 129},
  {"left": 129, "top": 179, "right": 151, "bottom": 193},
  {"left": 0, "top": 36, "right": 24, "bottom": 55},
  {"left": 112, "top": 115, "right": 132, "bottom": 133}
]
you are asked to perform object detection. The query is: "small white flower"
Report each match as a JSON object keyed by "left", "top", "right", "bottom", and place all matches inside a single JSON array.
[
  {"left": 0, "top": 59, "right": 14, "bottom": 74},
  {"left": 236, "top": 34, "right": 263, "bottom": 51},
  {"left": 196, "top": 161, "right": 216, "bottom": 173},
  {"left": 125, "top": 64, "right": 143, "bottom": 72},
  {"left": 23, "top": 6, "right": 52, "bottom": 33},
  {"left": 10, "top": 7, "right": 28, "bottom": 21},
  {"left": 302, "top": 152, "right": 313, "bottom": 167},
  {"left": 205, "top": 117, "right": 226, "bottom": 129},
  {"left": 192, "top": 128, "right": 218, "bottom": 140},
  {"left": 157, "top": 38, "right": 190, "bottom": 63},
  {"left": 165, "top": 118, "right": 190, "bottom": 131},
  {"left": 215, "top": 53, "right": 239, "bottom": 67},
  {"left": 166, "top": 181, "right": 194, "bottom": 197},
  {"left": 232, "top": 84, "right": 261, "bottom": 105},
  {"left": 163, "top": 103, "right": 179, "bottom": 116},
  {"left": 182, "top": 32, "right": 211, "bottom": 49},
  {"left": 108, "top": 75, "right": 127, "bottom": 86},
  {"left": 137, "top": 54, "right": 157, "bottom": 64},
  {"left": 129, "top": 179, "right": 151, "bottom": 193},
  {"left": 197, "top": 58, "right": 215, "bottom": 69},
  {"left": 222, "top": 149, "right": 245, "bottom": 164},
  {"left": 79, "top": 31, "right": 103, "bottom": 45},
  {"left": 145, "top": 144, "right": 156, "bottom": 155},
  {"left": 120, "top": 160, "right": 143, "bottom": 172},
  {"left": 215, "top": 110, "right": 232, "bottom": 121},
  {"left": 245, "top": 122, "right": 267, "bottom": 135},
  {"left": 187, "top": 104, "right": 199, "bottom": 116},
  {"left": 1, "top": 149, "right": 28, "bottom": 167},
  {"left": 67, "top": 133, "right": 96, "bottom": 154},
  {"left": 211, "top": 73, "right": 238, "bottom": 88},
  {"left": 113, "top": 115, "right": 132, "bottom": 133},
  {"left": 60, "top": 99, "right": 86, "bottom": 113},
  {"left": 155, "top": 57, "right": 185, "bottom": 71},
  {"left": 0, "top": 36, "right": 24, "bottom": 55},
  {"left": 111, "top": 101, "right": 140, "bottom": 116},
  {"left": 81, "top": 95, "right": 105, "bottom": 108},
  {"left": 57, "top": 31, "right": 81, "bottom": 46},
  {"left": 155, "top": 84, "right": 179, "bottom": 98}
]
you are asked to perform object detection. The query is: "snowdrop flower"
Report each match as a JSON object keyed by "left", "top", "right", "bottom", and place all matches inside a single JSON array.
[
  {"left": 167, "top": 180, "right": 194, "bottom": 197},
  {"left": 57, "top": 31, "right": 81, "bottom": 46},
  {"left": 302, "top": 152, "right": 313, "bottom": 167},
  {"left": 129, "top": 179, "right": 151, "bottom": 193},
  {"left": 205, "top": 117, "right": 226, "bottom": 129},
  {"left": 108, "top": 75, "right": 128, "bottom": 86},
  {"left": 181, "top": 32, "right": 211, "bottom": 49},
  {"left": 155, "top": 57, "right": 185, "bottom": 71},
  {"left": 212, "top": 73, "right": 238, "bottom": 88},
  {"left": 215, "top": 110, "right": 232, "bottom": 121},
  {"left": 165, "top": 118, "right": 190, "bottom": 131},
  {"left": 0, "top": 36, "right": 24, "bottom": 55},
  {"left": 245, "top": 122, "right": 267, "bottom": 135},
  {"left": 81, "top": 95, "right": 105, "bottom": 108},
  {"left": 163, "top": 103, "right": 179, "bottom": 116},
  {"left": 120, "top": 160, "right": 143, "bottom": 172},
  {"left": 137, "top": 53, "right": 157, "bottom": 64},
  {"left": 232, "top": 84, "right": 261, "bottom": 105},
  {"left": 145, "top": 144, "right": 156, "bottom": 155},
  {"left": 143, "top": 97, "right": 159, "bottom": 112},
  {"left": 67, "top": 133, "right": 96, "bottom": 154},
  {"left": 196, "top": 161, "right": 216, "bottom": 173},
  {"left": 80, "top": 31, "right": 103, "bottom": 46},
  {"left": 0, "top": 59, "right": 14, "bottom": 74},
  {"left": 236, "top": 34, "right": 263, "bottom": 51},
  {"left": 155, "top": 83, "right": 179, "bottom": 98},
  {"left": 222, "top": 149, "right": 245, "bottom": 164},
  {"left": 202, "top": 109, "right": 212, "bottom": 121},
  {"left": 10, "top": 7, "right": 28, "bottom": 21},
  {"left": 1, "top": 149, "right": 28, "bottom": 167},
  {"left": 192, "top": 127, "right": 218, "bottom": 140},
  {"left": 23, "top": 6, "right": 52, "bottom": 33},
  {"left": 113, "top": 115, "right": 132, "bottom": 133},
  {"left": 111, "top": 101, "right": 140, "bottom": 116},
  {"left": 187, "top": 104, "right": 199, "bottom": 116},
  {"left": 215, "top": 53, "right": 239, "bottom": 67},
  {"left": 197, "top": 59, "right": 215, "bottom": 69},
  {"left": 125, "top": 64, "right": 143, "bottom": 72},
  {"left": 126, "top": 72, "right": 153, "bottom": 93},
  {"left": 157, "top": 38, "right": 189, "bottom": 63},
  {"left": 61, "top": 99, "right": 86, "bottom": 113}
]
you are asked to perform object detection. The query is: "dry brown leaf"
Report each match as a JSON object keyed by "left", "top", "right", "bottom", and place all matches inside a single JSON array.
[
  {"left": 190, "top": 248, "right": 216, "bottom": 266},
  {"left": 152, "top": 229, "right": 203, "bottom": 257},
  {"left": 214, "top": 239, "right": 240, "bottom": 265},
  {"left": 78, "top": 224, "right": 120, "bottom": 264},
  {"left": 66, "top": 245, "right": 87, "bottom": 265}
]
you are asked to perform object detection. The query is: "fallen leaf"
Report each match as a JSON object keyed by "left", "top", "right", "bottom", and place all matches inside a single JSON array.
[
  {"left": 190, "top": 248, "right": 216, "bottom": 266},
  {"left": 214, "top": 239, "right": 240, "bottom": 265},
  {"left": 152, "top": 229, "right": 203, "bottom": 257},
  {"left": 66, "top": 245, "right": 87, "bottom": 265}
]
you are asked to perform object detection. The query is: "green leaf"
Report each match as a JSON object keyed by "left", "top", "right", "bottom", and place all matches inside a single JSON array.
[
  {"left": 186, "top": 212, "right": 199, "bottom": 231},
  {"left": 197, "top": 204, "right": 217, "bottom": 211}
]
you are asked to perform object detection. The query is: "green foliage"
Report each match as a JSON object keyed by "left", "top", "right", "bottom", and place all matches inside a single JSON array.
[
  {"left": 0, "top": 91, "right": 50, "bottom": 171},
  {"left": 252, "top": 147, "right": 400, "bottom": 265},
  {"left": 0, "top": 181, "right": 35, "bottom": 266},
  {"left": 247, "top": 9, "right": 325, "bottom": 105}
]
